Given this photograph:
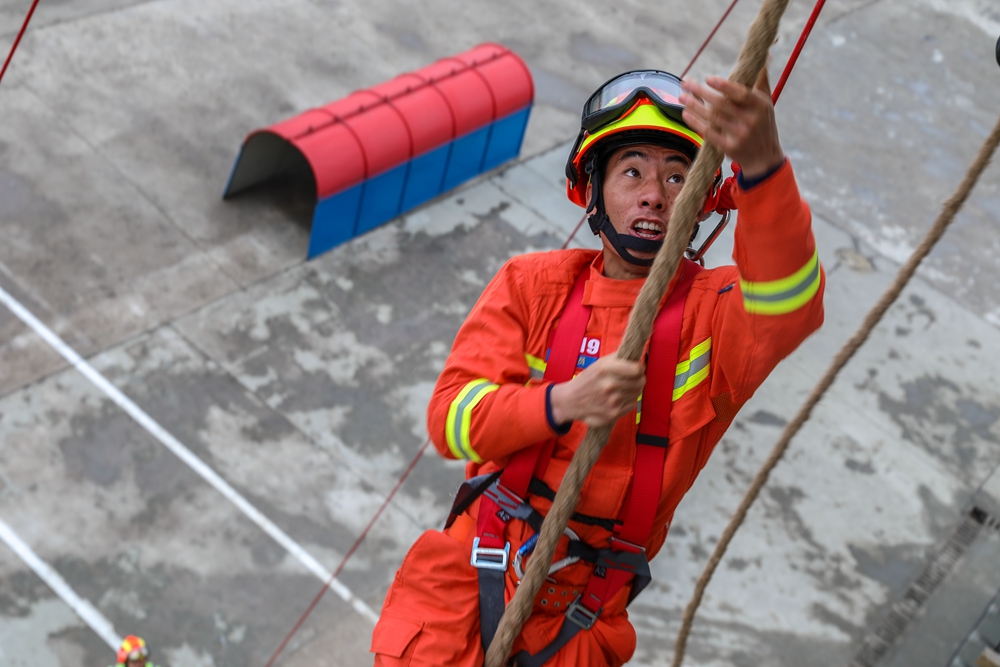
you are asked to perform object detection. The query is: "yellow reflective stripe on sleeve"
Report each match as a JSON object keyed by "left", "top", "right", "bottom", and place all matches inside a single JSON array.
[
  {"left": 740, "top": 249, "right": 822, "bottom": 315},
  {"left": 524, "top": 353, "right": 547, "bottom": 381},
  {"left": 673, "top": 337, "right": 711, "bottom": 401},
  {"left": 445, "top": 379, "right": 499, "bottom": 462}
]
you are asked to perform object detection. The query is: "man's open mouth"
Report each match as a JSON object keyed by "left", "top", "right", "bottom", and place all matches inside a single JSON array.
[{"left": 632, "top": 219, "right": 665, "bottom": 241}]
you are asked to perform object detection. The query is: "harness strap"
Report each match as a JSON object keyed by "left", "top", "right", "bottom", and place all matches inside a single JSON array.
[
  {"left": 445, "top": 472, "right": 502, "bottom": 530},
  {"left": 512, "top": 556, "right": 654, "bottom": 667},
  {"left": 528, "top": 478, "right": 620, "bottom": 531},
  {"left": 474, "top": 268, "right": 592, "bottom": 650},
  {"left": 456, "top": 475, "right": 622, "bottom": 540},
  {"left": 513, "top": 616, "right": 582, "bottom": 667},
  {"left": 471, "top": 259, "right": 700, "bottom": 662}
]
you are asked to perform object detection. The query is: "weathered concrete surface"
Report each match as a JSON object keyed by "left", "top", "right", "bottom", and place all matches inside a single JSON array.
[
  {"left": 0, "top": 330, "right": 385, "bottom": 666},
  {"left": 880, "top": 527, "right": 1000, "bottom": 667},
  {"left": 0, "top": 0, "right": 999, "bottom": 665}
]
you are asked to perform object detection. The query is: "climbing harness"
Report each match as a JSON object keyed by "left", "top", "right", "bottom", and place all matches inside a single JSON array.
[{"left": 448, "top": 259, "right": 700, "bottom": 664}]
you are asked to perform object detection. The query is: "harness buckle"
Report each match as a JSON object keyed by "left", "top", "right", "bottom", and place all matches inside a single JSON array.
[
  {"left": 609, "top": 536, "right": 645, "bottom": 554},
  {"left": 482, "top": 481, "right": 524, "bottom": 514},
  {"left": 565, "top": 595, "right": 601, "bottom": 630},
  {"left": 471, "top": 537, "right": 510, "bottom": 571},
  {"left": 512, "top": 527, "right": 581, "bottom": 580}
]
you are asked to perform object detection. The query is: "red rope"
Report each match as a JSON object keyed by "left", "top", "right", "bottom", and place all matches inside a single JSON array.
[
  {"left": 682, "top": 0, "right": 742, "bottom": 78},
  {"left": 263, "top": 437, "right": 432, "bottom": 667},
  {"left": 772, "top": 0, "right": 828, "bottom": 103},
  {"left": 0, "top": 0, "right": 40, "bottom": 88},
  {"left": 560, "top": 212, "right": 589, "bottom": 250}
]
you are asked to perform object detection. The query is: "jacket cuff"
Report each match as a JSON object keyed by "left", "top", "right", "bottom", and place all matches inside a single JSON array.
[
  {"left": 546, "top": 384, "right": 573, "bottom": 435},
  {"left": 733, "top": 157, "right": 798, "bottom": 213},
  {"left": 736, "top": 157, "right": 787, "bottom": 190}
]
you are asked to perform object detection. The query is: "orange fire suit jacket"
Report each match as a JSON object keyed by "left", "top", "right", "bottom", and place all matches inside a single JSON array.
[{"left": 371, "top": 160, "right": 825, "bottom": 667}]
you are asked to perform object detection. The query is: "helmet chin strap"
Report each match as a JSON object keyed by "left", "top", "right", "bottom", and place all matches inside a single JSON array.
[
  {"left": 588, "top": 209, "right": 661, "bottom": 267},
  {"left": 586, "top": 161, "right": 663, "bottom": 268}
]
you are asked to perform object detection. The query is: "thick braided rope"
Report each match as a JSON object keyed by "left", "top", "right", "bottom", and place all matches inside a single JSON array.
[
  {"left": 482, "top": 2, "right": 791, "bottom": 665},
  {"left": 671, "top": 112, "right": 1000, "bottom": 667}
]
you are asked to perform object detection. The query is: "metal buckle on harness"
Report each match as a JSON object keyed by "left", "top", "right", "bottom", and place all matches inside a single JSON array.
[
  {"left": 512, "top": 527, "right": 581, "bottom": 580},
  {"left": 471, "top": 537, "right": 510, "bottom": 571},
  {"left": 609, "top": 536, "right": 645, "bottom": 554},
  {"left": 565, "top": 595, "right": 601, "bottom": 631},
  {"left": 600, "top": 536, "right": 649, "bottom": 577},
  {"left": 482, "top": 481, "right": 524, "bottom": 514}
]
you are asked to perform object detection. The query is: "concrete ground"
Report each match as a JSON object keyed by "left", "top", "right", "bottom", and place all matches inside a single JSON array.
[{"left": 0, "top": 0, "right": 999, "bottom": 666}]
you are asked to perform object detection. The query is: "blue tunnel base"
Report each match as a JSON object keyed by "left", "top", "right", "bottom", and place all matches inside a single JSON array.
[{"left": 307, "top": 105, "right": 532, "bottom": 259}]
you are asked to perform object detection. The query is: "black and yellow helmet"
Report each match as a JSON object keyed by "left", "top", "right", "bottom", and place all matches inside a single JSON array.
[{"left": 565, "top": 70, "right": 704, "bottom": 207}]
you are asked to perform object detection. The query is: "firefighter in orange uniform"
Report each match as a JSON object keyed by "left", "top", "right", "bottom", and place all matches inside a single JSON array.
[
  {"left": 371, "top": 68, "right": 824, "bottom": 667},
  {"left": 109, "top": 635, "right": 159, "bottom": 667}
]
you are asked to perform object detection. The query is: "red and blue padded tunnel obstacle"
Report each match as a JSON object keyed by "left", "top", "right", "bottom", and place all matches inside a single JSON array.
[{"left": 223, "top": 43, "right": 534, "bottom": 259}]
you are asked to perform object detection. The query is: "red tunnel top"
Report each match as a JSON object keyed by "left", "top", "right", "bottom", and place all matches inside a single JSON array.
[{"left": 261, "top": 43, "right": 533, "bottom": 199}]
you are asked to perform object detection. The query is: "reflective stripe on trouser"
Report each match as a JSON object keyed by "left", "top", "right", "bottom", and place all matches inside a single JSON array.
[
  {"left": 740, "top": 248, "right": 822, "bottom": 315},
  {"left": 445, "top": 379, "right": 499, "bottom": 462}
]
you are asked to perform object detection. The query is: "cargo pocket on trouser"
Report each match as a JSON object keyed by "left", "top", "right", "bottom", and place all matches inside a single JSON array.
[
  {"left": 371, "top": 614, "right": 423, "bottom": 667},
  {"left": 373, "top": 528, "right": 484, "bottom": 666}
]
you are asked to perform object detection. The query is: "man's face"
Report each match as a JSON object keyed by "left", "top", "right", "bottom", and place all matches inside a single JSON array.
[{"left": 588, "top": 143, "right": 691, "bottom": 278}]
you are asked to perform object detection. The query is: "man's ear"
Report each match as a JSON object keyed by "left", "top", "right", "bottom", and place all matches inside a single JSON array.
[{"left": 585, "top": 180, "right": 593, "bottom": 209}]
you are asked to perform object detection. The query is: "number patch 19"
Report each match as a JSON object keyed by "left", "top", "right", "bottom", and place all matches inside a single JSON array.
[{"left": 580, "top": 337, "right": 601, "bottom": 356}]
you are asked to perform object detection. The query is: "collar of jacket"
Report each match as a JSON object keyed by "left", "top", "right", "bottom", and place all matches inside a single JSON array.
[{"left": 583, "top": 253, "right": 687, "bottom": 308}]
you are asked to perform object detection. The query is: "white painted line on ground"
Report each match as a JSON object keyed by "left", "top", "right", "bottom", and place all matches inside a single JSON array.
[
  {"left": 0, "top": 517, "right": 122, "bottom": 649},
  {"left": 0, "top": 285, "right": 380, "bottom": 624}
]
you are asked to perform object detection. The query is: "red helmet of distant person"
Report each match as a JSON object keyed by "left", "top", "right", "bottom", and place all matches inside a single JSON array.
[
  {"left": 565, "top": 69, "right": 731, "bottom": 266},
  {"left": 117, "top": 635, "right": 149, "bottom": 664}
]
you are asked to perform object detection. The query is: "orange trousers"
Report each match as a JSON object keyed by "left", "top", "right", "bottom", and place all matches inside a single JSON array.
[{"left": 370, "top": 527, "right": 636, "bottom": 667}]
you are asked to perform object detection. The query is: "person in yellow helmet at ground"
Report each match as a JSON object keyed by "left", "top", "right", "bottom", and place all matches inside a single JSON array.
[{"left": 108, "top": 635, "right": 159, "bottom": 667}]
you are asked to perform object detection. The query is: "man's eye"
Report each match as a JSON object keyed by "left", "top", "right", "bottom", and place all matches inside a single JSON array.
[
  {"left": 668, "top": 174, "right": 685, "bottom": 184},
  {"left": 625, "top": 167, "right": 640, "bottom": 177}
]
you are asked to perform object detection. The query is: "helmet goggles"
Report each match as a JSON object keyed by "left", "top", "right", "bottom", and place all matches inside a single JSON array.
[
  {"left": 582, "top": 70, "right": 686, "bottom": 133},
  {"left": 127, "top": 647, "right": 149, "bottom": 661}
]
